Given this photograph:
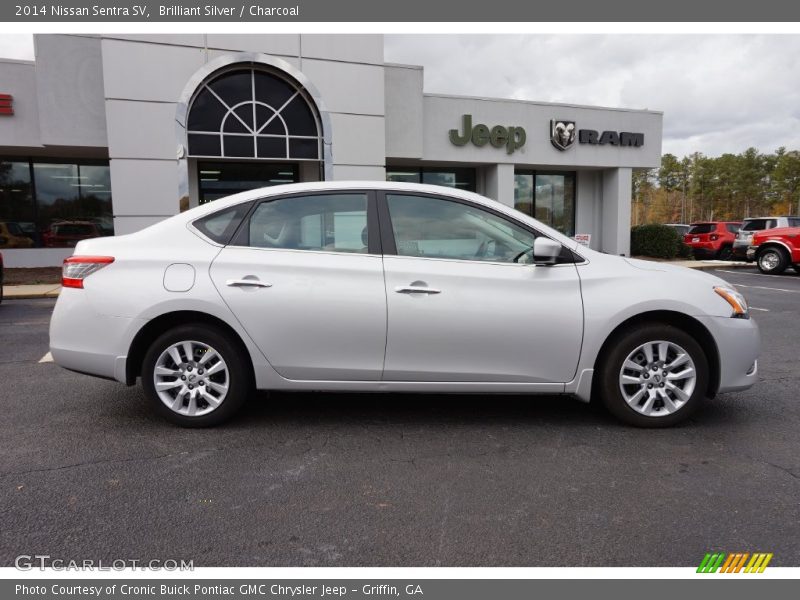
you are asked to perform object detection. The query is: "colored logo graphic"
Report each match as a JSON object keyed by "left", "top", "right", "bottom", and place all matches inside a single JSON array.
[{"left": 697, "top": 552, "right": 773, "bottom": 573}]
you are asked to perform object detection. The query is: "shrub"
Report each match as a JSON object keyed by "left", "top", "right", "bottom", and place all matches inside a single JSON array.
[{"left": 630, "top": 224, "right": 686, "bottom": 259}]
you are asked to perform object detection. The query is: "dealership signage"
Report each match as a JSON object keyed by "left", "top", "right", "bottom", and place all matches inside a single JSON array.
[
  {"left": 550, "top": 119, "right": 644, "bottom": 151},
  {"left": 449, "top": 114, "right": 526, "bottom": 155},
  {"left": 0, "top": 94, "right": 12, "bottom": 116},
  {"left": 447, "top": 114, "right": 644, "bottom": 153}
]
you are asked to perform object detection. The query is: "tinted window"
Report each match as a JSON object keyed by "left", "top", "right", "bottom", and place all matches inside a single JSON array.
[
  {"left": 788, "top": 217, "right": 800, "bottom": 227},
  {"left": 726, "top": 223, "right": 741, "bottom": 233},
  {"left": 193, "top": 203, "right": 251, "bottom": 244},
  {"left": 246, "top": 194, "right": 368, "bottom": 253},
  {"left": 741, "top": 219, "right": 774, "bottom": 231},
  {"left": 386, "top": 194, "right": 539, "bottom": 263},
  {"left": 688, "top": 224, "right": 714, "bottom": 234}
]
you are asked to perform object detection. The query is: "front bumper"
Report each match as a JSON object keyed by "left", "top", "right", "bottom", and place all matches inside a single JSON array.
[{"left": 695, "top": 314, "right": 760, "bottom": 394}]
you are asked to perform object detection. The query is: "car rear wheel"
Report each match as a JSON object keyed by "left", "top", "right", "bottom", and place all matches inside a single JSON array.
[
  {"left": 756, "top": 246, "right": 789, "bottom": 275},
  {"left": 597, "top": 323, "right": 708, "bottom": 427},
  {"left": 716, "top": 245, "right": 733, "bottom": 260},
  {"left": 141, "top": 324, "right": 251, "bottom": 427}
]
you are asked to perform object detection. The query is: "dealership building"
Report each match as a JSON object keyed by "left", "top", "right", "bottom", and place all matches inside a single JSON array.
[{"left": 0, "top": 34, "right": 663, "bottom": 267}]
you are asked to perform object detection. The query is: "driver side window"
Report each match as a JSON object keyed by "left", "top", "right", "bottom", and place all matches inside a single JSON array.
[{"left": 386, "top": 193, "right": 537, "bottom": 263}]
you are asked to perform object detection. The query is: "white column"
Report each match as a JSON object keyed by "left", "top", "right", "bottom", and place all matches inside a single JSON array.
[
  {"left": 483, "top": 163, "right": 515, "bottom": 208},
  {"left": 601, "top": 167, "right": 632, "bottom": 256}
]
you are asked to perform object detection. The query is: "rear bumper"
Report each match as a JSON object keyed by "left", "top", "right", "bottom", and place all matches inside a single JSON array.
[
  {"left": 690, "top": 246, "right": 720, "bottom": 259},
  {"left": 49, "top": 288, "right": 143, "bottom": 383},
  {"left": 695, "top": 314, "right": 760, "bottom": 394}
]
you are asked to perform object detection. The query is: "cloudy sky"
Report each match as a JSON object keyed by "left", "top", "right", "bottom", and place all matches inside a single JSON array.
[{"left": 3, "top": 34, "right": 799, "bottom": 157}]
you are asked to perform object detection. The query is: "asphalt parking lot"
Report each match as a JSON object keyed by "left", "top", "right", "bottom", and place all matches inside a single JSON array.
[{"left": 0, "top": 266, "right": 798, "bottom": 567}]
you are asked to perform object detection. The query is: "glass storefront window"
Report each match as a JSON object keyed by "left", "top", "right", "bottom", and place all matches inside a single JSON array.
[
  {"left": 387, "top": 167, "right": 476, "bottom": 192},
  {"left": 0, "top": 161, "right": 36, "bottom": 248},
  {"left": 0, "top": 159, "right": 113, "bottom": 248},
  {"left": 514, "top": 171, "right": 576, "bottom": 237},
  {"left": 197, "top": 161, "right": 300, "bottom": 204}
]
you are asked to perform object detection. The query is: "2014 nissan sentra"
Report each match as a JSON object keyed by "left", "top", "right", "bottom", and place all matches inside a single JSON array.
[{"left": 49, "top": 182, "right": 760, "bottom": 427}]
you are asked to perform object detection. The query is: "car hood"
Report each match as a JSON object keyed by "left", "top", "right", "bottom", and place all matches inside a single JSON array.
[{"left": 622, "top": 257, "right": 728, "bottom": 286}]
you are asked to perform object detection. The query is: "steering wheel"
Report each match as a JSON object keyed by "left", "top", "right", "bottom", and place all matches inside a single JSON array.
[
  {"left": 512, "top": 244, "right": 535, "bottom": 263},
  {"left": 474, "top": 239, "right": 495, "bottom": 259}
]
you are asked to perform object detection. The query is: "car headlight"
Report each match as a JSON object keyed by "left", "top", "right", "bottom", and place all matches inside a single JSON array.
[{"left": 714, "top": 286, "right": 749, "bottom": 319}]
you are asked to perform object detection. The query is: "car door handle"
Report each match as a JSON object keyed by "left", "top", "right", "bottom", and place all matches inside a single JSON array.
[
  {"left": 395, "top": 285, "right": 441, "bottom": 294},
  {"left": 226, "top": 279, "right": 272, "bottom": 288}
]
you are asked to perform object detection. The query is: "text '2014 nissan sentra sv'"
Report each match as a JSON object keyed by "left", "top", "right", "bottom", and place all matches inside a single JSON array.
[{"left": 49, "top": 182, "right": 760, "bottom": 427}]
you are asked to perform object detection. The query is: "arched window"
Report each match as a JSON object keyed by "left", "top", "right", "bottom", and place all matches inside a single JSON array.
[{"left": 186, "top": 67, "right": 322, "bottom": 161}]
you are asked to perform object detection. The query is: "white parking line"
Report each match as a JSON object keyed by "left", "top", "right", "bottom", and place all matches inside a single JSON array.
[
  {"left": 716, "top": 269, "right": 789, "bottom": 279},
  {"left": 735, "top": 283, "right": 799, "bottom": 294},
  {"left": 38, "top": 352, "right": 53, "bottom": 363},
  {"left": 750, "top": 307, "right": 770, "bottom": 312}
]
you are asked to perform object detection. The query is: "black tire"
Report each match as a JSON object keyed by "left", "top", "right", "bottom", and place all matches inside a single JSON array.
[
  {"left": 596, "top": 323, "right": 709, "bottom": 427},
  {"left": 716, "top": 245, "right": 733, "bottom": 260},
  {"left": 141, "top": 324, "right": 252, "bottom": 427},
  {"left": 756, "top": 246, "right": 789, "bottom": 275},
  {"left": 793, "top": 264, "right": 800, "bottom": 274}
]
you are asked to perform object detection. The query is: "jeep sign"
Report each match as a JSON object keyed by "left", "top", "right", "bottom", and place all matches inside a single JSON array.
[{"left": 449, "top": 114, "right": 526, "bottom": 155}]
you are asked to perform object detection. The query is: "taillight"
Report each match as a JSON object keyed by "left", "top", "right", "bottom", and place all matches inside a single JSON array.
[{"left": 62, "top": 256, "right": 114, "bottom": 289}]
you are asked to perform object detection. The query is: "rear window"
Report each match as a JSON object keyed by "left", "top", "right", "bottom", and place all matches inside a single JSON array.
[
  {"left": 741, "top": 219, "right": 776, "bottom": 231},
  {"left": 193, "top": 202, "right": 252, "bottom": 244},
  {"left": 688, "top": 224, "right": 714, "bottom": 234}
]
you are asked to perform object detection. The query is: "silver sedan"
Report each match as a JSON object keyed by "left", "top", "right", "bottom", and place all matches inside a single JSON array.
[{"left": 50, "top": 182, "right": 760, "bottom": 427}]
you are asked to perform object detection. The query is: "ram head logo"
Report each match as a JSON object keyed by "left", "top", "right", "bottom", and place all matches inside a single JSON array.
[{"left": 550, "top": 120, "right": 576, "bottom": 151}]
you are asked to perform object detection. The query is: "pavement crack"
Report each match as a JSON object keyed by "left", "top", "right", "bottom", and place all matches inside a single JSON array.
[
  {"left": 0, "top": 450, "right": 193, "bottom": 479},
  {"left": 747, "top": 455, "right": 800, "bottom": 481}
]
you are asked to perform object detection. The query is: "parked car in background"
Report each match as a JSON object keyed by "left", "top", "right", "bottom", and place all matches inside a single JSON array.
[
  {"left": 664, "top": 223, "right": 691, "bottom": 237},
  {"left": 733, "top": 216, "right": 800, "bottom": 260},
  {"left": 747, "top": 226, "right": 800, "bottom": 275},
  {"left": 50, "top": 181, "right": 760, "bottom": 429},
  {"left": 42, "top": 221, "right": 103, "bottom": 248},
  {"left": 683, "top": 221, "right": 741, "bottom": 260},
  {"left": 0, "top": 221, "right": 35, "bottom": 248}
]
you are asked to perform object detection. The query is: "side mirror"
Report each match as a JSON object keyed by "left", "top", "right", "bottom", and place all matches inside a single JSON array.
[{"left": 532, "top": 237, "right": 561, "bottom": 266}]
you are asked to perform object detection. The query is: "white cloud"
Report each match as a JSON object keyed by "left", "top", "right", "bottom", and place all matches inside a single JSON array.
[{"left": 385, "top": 34, "right": 800, "bottom": 158}]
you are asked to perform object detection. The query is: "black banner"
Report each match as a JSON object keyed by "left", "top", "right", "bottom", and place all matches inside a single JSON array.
[{"left": 3, "top": 0, "right": 800, "bottom": 22}]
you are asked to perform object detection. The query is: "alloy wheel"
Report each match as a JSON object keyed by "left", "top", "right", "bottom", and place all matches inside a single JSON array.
[
  {"left": 758, "top": 250, "right": 780, "bottom": 272},
  {"left": 618, "top": 340, "right": 697, "bottom": 417},
  {"left": 153, "top": 340, "right": 229, "bottom": 417}
]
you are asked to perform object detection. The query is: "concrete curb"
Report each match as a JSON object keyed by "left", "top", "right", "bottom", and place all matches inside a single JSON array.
[{"left": 4, "top": 284, "right": 62, "bottom": 300}]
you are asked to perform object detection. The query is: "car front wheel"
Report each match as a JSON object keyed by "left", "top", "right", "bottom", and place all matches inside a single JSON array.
[
  {"left": 756, "top": 247, "right": 789, "bottom": 275},
  {"left": 597, "top": 323, "right": 709, "bottom": 427},
  {"left": 141, "top": 324, "right": 251, "bottom": 427}
]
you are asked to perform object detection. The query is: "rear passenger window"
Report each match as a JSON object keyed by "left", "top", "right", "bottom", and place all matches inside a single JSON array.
[
  {"left": 193, "top": 202, "right": 251, "bottom": 244},
  {"left": 244, "top": 193, "right": 369, "bottom": 253}
]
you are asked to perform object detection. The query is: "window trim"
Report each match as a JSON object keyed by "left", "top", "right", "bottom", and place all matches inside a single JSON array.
[
  {"left": 376, "top": 190, "right": 582, "bottom": 266},
  {"left": 225, "top": 189, "right": 381, "bottom": 256}
]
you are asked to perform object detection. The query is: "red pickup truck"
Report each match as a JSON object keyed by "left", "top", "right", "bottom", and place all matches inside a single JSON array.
[{"left": 747, "top": 226, "right": 800, "bottom": 274}]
